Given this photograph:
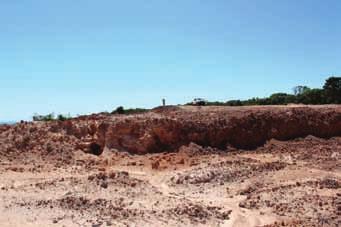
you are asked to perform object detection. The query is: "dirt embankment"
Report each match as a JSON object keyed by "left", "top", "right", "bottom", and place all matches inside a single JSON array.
[
  {"left": 2, "top": 106, "right": 341, "bottom": 156},
  {"left": 94, "top": 106, "right": 341, "bottom": 154}
]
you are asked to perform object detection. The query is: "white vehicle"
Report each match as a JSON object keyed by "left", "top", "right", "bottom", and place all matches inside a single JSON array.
[{"left": 191, "top": 98, "right": 207, "bottom": 106}]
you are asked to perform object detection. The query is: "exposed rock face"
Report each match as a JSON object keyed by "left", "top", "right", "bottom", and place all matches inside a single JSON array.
[
  {"left": 1, "top": 106, "right": 341, "bottom": 156},
  {"left": 59, "top": 120, "right": 99, "bottom": 139},
  {"left": 95, "top": 106, "right": 341, "bottom": 154}
]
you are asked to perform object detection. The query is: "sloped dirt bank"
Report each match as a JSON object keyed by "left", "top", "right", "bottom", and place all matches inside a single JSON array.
[{"left": 96, "top": 106, "right": 341, "bottom": 154}]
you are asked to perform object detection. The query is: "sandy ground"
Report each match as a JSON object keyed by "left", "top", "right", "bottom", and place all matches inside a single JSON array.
[
  {"left": 0, "top": 137, "right": 340, "bottom": 227},
  {"left": 0, "top": 106, "right": 340, "bottom": 226}
]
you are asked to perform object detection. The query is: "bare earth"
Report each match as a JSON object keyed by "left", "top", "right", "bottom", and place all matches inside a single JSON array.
[{"left": 0, "top": 105, "right": 340, "bottom": 227}]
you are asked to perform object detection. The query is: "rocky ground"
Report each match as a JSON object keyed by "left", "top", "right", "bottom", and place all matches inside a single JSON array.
[{"left": 0, "top": 105, "right": 340, "bottom": 226}]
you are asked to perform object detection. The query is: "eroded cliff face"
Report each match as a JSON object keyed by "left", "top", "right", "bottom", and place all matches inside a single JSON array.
[
  {"left": 2, "top": 106, "right": 341, "bottom": 156},
  {"left": 94, "top": 106, "right": 341, "bottom": 154}
]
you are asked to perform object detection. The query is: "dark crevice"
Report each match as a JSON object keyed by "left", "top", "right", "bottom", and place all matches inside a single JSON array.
[{"left": 88, "top": 143, "right": 104, "bottom": 156}]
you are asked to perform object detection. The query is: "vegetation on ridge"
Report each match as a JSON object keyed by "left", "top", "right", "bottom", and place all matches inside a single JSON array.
[
  {"left": 32, "top": 76, "right": 340, "bottom": 122},
  {"left": 111, "top": 106, "right": 149, "bottom": 115},
  {"left": 33, "top": 113, "right": 71, "bottom": 122},
  {"left": 188, "top": 76, "right": 341, "bottom": 106}
]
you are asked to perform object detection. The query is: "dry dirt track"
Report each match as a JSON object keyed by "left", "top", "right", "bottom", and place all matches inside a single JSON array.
[{"left": 0, "top": 105, "right": 340, "bottom": 226}]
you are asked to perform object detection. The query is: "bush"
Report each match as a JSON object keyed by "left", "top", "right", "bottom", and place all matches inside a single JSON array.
[
  {"left": 225, "top": 100, "right": 243, "bottom": 106},
  {"left": 268, "top": 93, "right": 296, "bottom": 105},
  {"left": 111, "top": 106, "right": 148, "bottom": 115},
  {"left": 123, "top": 108, "right": 148, "bottom": 114},
  {"left": 57, "top": 114, "right": 71, "bottom": 121},
  {"left": 297, "top": 89, "right": 325, "bottom": 104},
  {"left": 33, "top": 113, "right": 55, "bottom": 121},
  {"left": 323, "top": 77, "right": 341, "bottom": 104},
  {"left": 33, "top": 113, "right": 71, "bottom": 122},
  {"left": 112, "top": 106, "right": 125, "bottom": 114}
]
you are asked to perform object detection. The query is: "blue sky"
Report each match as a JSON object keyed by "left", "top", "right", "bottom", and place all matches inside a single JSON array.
[{"left": 1, "top": 0, "right": 340, "bottom": 121}]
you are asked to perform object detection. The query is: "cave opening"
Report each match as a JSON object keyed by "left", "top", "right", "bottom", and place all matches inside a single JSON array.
[{"left": 88, "top": 142, "right": 104, "bottom": 156}]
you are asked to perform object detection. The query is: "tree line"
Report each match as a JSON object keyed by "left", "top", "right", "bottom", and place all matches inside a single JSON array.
[{"left": 206, "top": 76, "right": 341, "bottom": 106}]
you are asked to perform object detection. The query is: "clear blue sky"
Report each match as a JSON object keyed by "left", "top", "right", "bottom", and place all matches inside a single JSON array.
[{"left": 1, "top": 0, "right": 340, "bottom": 121}]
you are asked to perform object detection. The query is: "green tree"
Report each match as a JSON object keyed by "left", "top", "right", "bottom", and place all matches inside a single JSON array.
[
  {"left": 112, "top": 106, "right": 125, "bottom": 114},
  {"left": 293, "top": 86, "right": 310, "bottom": 95},
  {"left": 298, "top": 89, "right": 325, "bottom": 104},
  {"left": 323, "top": 77, "right": 341, "bottom": 103},
  {"left": 225, "top": 100, "right": 243, "bottom": 106},
  {"left": 269, "top": 93, "right": 296, "bottom": 105},
  {"left": 32, "top": 113, "right": 55, "bottom": 121},
  {"left": 57, "top": 114, "right": 71, "bottom": 121}
]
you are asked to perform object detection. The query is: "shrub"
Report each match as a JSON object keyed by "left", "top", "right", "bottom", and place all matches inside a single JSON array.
[
  {"left": 111, "top": 106, "right": 148, "bottom": 115},
  {"left": 57, "top": 114, "right": 71, "bottom": 121},
  {"left": 33, "top": 113, "right": 71, "bottom": 122},
  {"left": 33, "top": 113, "right": 55, "bottom": 121},
  {"left": 111, "top": 106, "right": 125, "bottom": 114}
]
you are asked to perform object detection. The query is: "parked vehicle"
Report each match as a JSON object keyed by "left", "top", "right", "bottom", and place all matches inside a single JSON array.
[{"left": 191, "top": 98, "right": 207, "bottom": 106}]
